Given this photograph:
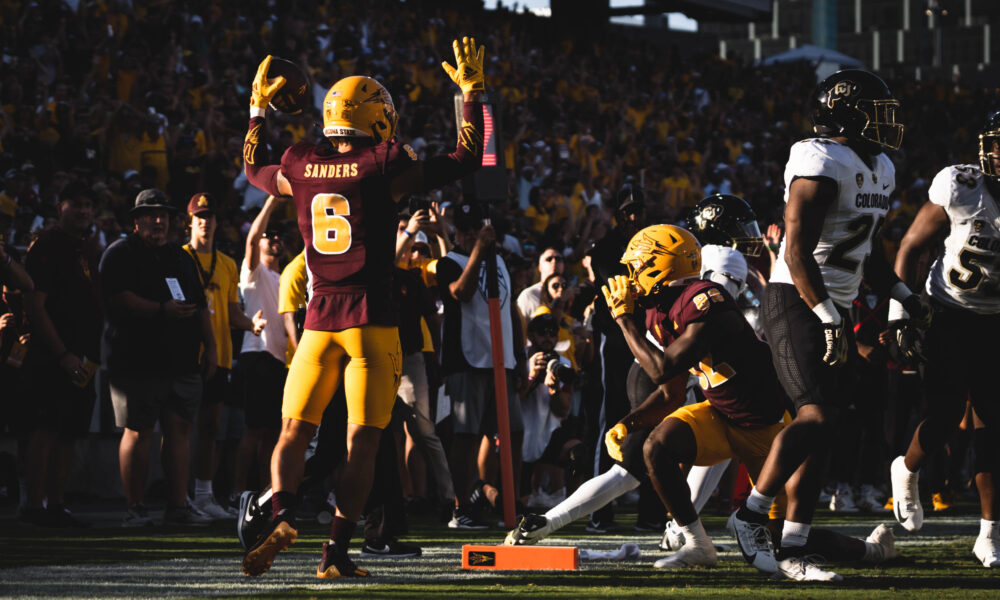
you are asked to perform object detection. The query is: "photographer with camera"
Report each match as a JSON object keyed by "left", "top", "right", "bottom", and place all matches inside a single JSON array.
[{"left": 521, "top": 314, "right": 585, "bottom": 509}]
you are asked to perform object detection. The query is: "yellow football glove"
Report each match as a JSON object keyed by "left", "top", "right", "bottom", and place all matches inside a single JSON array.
[
  {"left": 604, "top": 423, "right": 627, "bottom": 462},
  {"left": 250, "top": 55, "right": 286, "bottom": 111},
  {"left": 601, "top": 275, "right": 635, "bottom": 320},
  {"left": 441, "top": 36, "right": 485, "bottom": 94}
]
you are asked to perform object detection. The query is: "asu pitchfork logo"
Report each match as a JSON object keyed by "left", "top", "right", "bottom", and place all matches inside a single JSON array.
[
  {"left": 468, "top": 551, "right": 495, "bottom": 566},
  {"left": 243, "top": 123, "right": 262, "bottom": 165},
  {"left": 459, "top": 120, "right": 483, "bottom": 155}
]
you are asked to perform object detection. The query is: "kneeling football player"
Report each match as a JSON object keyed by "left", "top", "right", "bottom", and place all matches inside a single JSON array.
[{"left": 507, "top": 225, "right": 898, "bottom": 579}]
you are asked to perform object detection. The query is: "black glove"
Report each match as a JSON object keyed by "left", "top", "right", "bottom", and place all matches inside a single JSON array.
[
  {"left": 889, "top": 320, "right": 926, "bottom": 364},
  {"left": 821, "top": 320, "right": 849, "bottom": 367},
  {"left": 890, "top": 295, "right": 932, "bottom": 364}
]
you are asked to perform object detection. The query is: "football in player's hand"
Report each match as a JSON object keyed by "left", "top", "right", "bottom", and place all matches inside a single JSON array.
[{"left": 266, "top": 57, "right": 309, "bottom": 114}]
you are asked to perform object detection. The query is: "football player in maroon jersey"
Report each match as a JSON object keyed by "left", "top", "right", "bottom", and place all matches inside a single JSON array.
[
  {"left": 603, "top": 225, "right": 898, "bottom": 577},
  {"left": 239, "top": 38, "right": 486, "bottom": 579}
]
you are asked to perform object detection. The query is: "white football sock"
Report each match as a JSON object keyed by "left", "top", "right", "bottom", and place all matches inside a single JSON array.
[
  {"left": 544, "top": 464, "right": 640, "bottom": 534},
  {"left": 781, "top": 520, "right": 811, "bottom": 549},
  {"left": 256, "top": 488, "right": 274, "bottom": 509},
  {"left": 679, "top": 518, "right": 712, "bottom": 548},
  {"left": 194, "top": 479, "right": 213, "bottom": 499},
  {"left": 746, "top": 488, "right": 775, "bottom": 516},
  {"left": 862, "top": 540, "right": 882, "bottom": 563},
  {"left": 980, "top": 519, "right": 999, "bottom": 539}
]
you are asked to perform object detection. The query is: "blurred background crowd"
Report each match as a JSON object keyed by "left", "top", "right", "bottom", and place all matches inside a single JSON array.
[{"left": 0, "top": 0, "right": 995, "bottom": 532}]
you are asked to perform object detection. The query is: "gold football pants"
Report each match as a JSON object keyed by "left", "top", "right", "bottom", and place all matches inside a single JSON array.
[{"left": 282, "top": 326, "right": 401, "bottom": 428}]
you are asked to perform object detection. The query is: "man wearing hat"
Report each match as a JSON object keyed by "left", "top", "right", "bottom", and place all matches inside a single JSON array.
[
  {"left": 183, "top": 193, "right": 266, "bottom": 520},
  {"left": 98, "top": 188, "right": 217, "bottom": 526},
  {"left": 436, "top": 203, "right": 525, "bottom": 528},
  {"left": 521, "top": 313, "right": 582, "bottom": 507}
]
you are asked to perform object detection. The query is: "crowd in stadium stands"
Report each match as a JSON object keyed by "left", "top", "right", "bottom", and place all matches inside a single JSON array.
[{"left": 0, "top": 0, "right": 992, "bottom": 532}]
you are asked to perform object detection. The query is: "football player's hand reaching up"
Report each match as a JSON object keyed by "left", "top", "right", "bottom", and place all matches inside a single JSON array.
[
  {"left": 442, "top": 36, "right": 485, "bottom": 94},
  {"left": 250, "top": 55, "right": 286, "bottom": 115}
]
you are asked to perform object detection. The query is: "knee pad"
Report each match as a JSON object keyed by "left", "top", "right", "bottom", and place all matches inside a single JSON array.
[{"left": 973, "top": 428, "right": 998, "bottom": 475}]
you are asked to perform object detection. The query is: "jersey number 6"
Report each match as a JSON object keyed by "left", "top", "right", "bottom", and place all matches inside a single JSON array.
[{"left": 311, "top": 193, "right": 352, "bottom": 255}]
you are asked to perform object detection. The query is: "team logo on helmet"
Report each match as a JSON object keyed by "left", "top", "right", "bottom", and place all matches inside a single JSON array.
[
  {"left": 699, "top": 203, "right": 722, "bottom": 222},
  {"left": 827, "top": 80, "right": 857, "bottom": 108},
  {"left": 621, "top": 225, "right": 701, "bottom": 297}
]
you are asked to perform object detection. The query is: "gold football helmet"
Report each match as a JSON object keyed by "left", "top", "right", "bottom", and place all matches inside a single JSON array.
[
  {"left": 322, "top": 76, "right": 398, "bottom": 143},
  {"left": 620, "top": 225, "right": 701, "bottom": 297}
]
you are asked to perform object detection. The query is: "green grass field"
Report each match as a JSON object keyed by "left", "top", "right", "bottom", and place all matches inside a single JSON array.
[{"left": 1, "top": 504, "right": 997, "bottom": 599}]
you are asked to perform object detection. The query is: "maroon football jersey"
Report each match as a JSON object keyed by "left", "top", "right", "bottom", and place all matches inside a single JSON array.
[
  {"left": 280, "top": 139, "right": 415, "bottom": 331},
  {"left": 646, "top": 280, "right": 786, "bottom": 427}
]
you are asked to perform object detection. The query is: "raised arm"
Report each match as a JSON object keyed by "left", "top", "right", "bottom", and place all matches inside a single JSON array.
[
  {"left": 245, "top": 195, "right": 279, "bottom": 272},
  {"left": 390, "top": 37, "right": 486, "bottom": 202},
  {"left": 243, "top": 55, "right": 293, "bottom": 197},
  {"left": 448, "top": 225, "right": 495, "bottom": 302}
]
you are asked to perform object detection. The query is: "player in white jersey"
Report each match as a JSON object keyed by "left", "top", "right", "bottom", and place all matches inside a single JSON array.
[
  {"left": 728, "top": 69, "right": 929, "bottom": 582},
  {"left": 889, "top": 112, "right": 1000, "bottom": 568}
]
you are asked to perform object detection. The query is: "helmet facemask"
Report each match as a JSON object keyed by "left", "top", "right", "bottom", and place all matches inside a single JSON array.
[
  {"left": 732, "top": 220, "right": 765, "bottom": 257},
  {"left": 980, "top": 131, "right": 1000, "bottom": 179},
  {"left": 856, "top": 98, "right": 903, "bottom": 151}
]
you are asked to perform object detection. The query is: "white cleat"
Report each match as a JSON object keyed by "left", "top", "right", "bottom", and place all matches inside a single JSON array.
[
  {"left": 890, "top": 456, "right": 923, "bottom": 532},
  {"left": 829, "top": 485, "right": 859, "bottom": 513},
  {"left": 856, "top": 485, "right": 891, "bottom": 514},
  {"left": 192, "top": 495, "right": 237, "bottom": 520},
  {"left": 727, "top": 508, "right": 778, "bottom": 574},
  {"left": 864, "top": 524, "right": 899, "bottom": 563},
  {"left": 973, "top": 536, "right": 1000, "bottom": 568},
  {"left": 653, "top": 542, "right": 717, "bottom": 569},
  {"left": 775, "top": 554, "right": 842, "bottom": 582},
  {"left": 659, "top": 520, "right": 684, "bottom": 552}
]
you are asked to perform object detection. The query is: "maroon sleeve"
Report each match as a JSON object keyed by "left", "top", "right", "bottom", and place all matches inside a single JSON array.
[
  {"left": 243, "top": 117, "right": 282, "bottom": 196},
  {"left": 673, "top": 282, "right": 740, "bottom": 330},
  {"left": 419, "top": 99, "right": 485, "bottom": 191}
]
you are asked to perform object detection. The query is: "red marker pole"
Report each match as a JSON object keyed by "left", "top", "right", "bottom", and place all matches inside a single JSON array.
[{"left": 484, "top": 236, "right": 517, "bottom": 529}]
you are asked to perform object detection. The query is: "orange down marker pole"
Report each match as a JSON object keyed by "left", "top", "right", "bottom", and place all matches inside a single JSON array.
[{"left": 486, "top": 259, "right": 517, "bottom": 529}]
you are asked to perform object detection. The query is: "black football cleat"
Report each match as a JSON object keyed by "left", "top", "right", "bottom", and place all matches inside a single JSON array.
[
  {"left": 241, "top": 515, "right": 297, "bottom": 577},
  {"left": 360, "top": 537, "right": 422, "bottom": 559},
  {"left": 504, "top": 513, "right": 548, "bottom": 546},
  {"left": 237, "top": 491, "right": 269, "bottom": 552},
  {"left": 317, "top": 542, "right": 370, "bottom": 578}
]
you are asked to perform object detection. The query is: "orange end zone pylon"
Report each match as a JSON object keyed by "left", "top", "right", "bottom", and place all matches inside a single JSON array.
[{"left": 462, "top": 545, "right": 579, "bottom": 570}]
